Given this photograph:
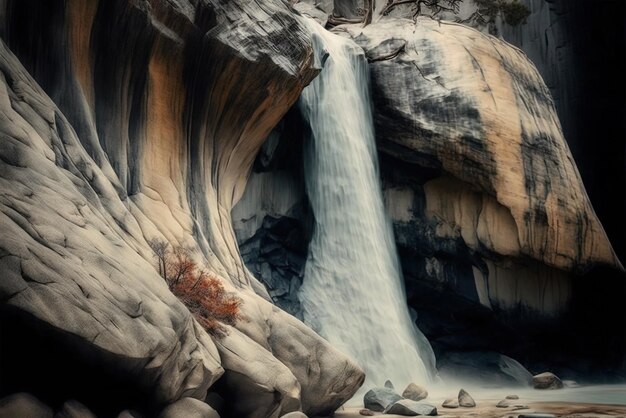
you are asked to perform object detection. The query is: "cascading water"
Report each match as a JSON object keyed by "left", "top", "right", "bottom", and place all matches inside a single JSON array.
[{"left": 298, "top": 18, "right": 436, "bottom": 393}]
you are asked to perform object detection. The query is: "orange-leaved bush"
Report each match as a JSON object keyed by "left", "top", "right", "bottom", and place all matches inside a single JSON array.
[{"left": 148, "top": 239, "right": 242, "bottom": 337}]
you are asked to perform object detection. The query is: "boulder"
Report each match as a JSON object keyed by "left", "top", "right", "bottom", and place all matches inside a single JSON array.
[
  {"left": 496, "top": 400, "right": 509, "bottom": 408},
  {"left": 0, "top": 393, "right": 53, "bottom": 418},
  {"left": 158, "top": 398, "right": 219, "bottom": 418},
  {"left": 458, "top": 389, "right": 476, "bottom": 407},
  {"left": 212, "top": 327, "right": 300, "bottom": 418},
  {"left": 342, "top": 17, "right": 620, "bottom": 275},
  {"left": 384, "top": 400, "right": 437, "bottom": 416},
  {"left": 364, "top": 388, "right": 403, "bottom": 412},
  {"left": 442, "top": 398, "right": 458, "bottom": 409},
  {"left": 532, "top": 372, "right": 564, "bottom": 390},
  {"left": 55, "top": 400, "right": 96, "bottom": 418},
  {"left": 402, "top": 383, "right": 428, "bottom": 401}
]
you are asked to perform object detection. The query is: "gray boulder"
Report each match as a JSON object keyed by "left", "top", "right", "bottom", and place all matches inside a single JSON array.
[
  {"left": 402, "top": 383, "right": 428, "bottom": 401},
  {"left": 364, "top": 387, "right": 403, "bottom": 412},
  {"left": 0, "top": 393, "right": 53, "bottom": 418},
  {"left": 532, "top": 372, "right": 564, "bottom": 390},
  {"left": 442, "top": 398, "right": 458, "bottom": 408},
  {"left": 458, "top": 389, "right": 476, "bottom": 407},
  {"left": 384, "top": 400, "right": 437, "bottom": 416},
  {"left": 158, "top": 398, "right": 219, "bottom": 418}
]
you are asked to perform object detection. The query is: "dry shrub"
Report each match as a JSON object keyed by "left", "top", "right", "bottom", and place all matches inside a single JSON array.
[{"left": 148, "top": 239, "right": 242, "bottom": 337}]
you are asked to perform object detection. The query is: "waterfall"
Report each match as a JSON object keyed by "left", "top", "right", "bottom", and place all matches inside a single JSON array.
[{"left": 297, "top": 18, "right": 436, "bottom": 394}]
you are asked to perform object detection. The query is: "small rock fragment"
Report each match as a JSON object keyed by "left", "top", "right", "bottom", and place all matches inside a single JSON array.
[
  {"left": 505, "top": 395, "right": 519, "bottom": 400},
  {"left": 359, "top": 409, "right": 376, "bottom": 416},
  {"left": 496, "top": 400, "right": 509, "bottom": 408},
  {"left": 458, "top": 389, "right": 476, "bottom": 407},
  {"left": 442, "top": 398, "right": 459, "bottom": 408},
  {"left": 402, "top": 383, "right": 428, "bottom": 401},
  {"left": 384, "top": 380, "right": 395, "bottom": 389}
]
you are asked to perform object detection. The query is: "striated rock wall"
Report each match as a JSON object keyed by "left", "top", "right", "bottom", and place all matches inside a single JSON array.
[{"left": 0, "top": 0, "right": 365, "bottom": 415}]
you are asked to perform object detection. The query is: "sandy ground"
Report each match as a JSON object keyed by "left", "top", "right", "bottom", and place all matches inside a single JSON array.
[
  {"left": 328, "top": 386, "right": 626, "bottom": 418},
  {"left": 333, "top": 402, "right": 626, "bottom": 418}
]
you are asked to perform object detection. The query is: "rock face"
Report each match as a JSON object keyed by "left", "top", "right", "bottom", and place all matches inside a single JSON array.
[
  {"left": 0, "top": 0, "right": 363, "bottom": 416},
  {"left": 497, "top": 1, "right": 626, "bottom": 265},
  {"left": 343, "top": 17, "right": 619, "bottom": 274}
]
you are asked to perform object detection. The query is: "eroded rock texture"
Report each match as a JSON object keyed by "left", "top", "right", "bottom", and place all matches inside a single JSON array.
[
  {"left": 343, "top": 17, "right": 619, "bottom": 273},
  {"left": 0, "top": 0, "right": 364, "bottom": 416}
]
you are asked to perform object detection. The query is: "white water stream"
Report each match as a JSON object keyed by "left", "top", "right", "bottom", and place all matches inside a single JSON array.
[{"left": 297, "top": 18, "right": 436, "bottom": 393}]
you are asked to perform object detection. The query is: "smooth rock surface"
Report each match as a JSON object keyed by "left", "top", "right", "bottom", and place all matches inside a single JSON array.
[
  {"left": 458, "top": 389, "right": 476, "bottom": 407},
  {"left": 402, "top": 383, "right": 428, "bottom": 401},
  {"left": 442, "top": 398, "right": 459, "bottom": 409}
]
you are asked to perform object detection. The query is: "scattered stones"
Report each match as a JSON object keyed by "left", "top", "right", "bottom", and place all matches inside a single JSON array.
[
  {"left": 458, "top": 389, "right": 476, "bottom": 407},
  {"left": 384, "top": 399, "right": 437, "bottom": 416},
  {"left": 505, "top": 395, "right": 519, "bottom": 400},
  {"left": 532, "top": 372, "right": 564, "bottom": 390},
  {"left": 364, "top": 387, "right": 403, "bottom": 412},
  {"left": 442, "top": 398, "right": 459, "bottom": 408},
  {"left": 158, "top": 398, "right": 219, "bottom": 418},
  {"left": 384, "top": 380, "right": 395, "bottom": 389},
  {"left": 0, "top": 393, "right": 53, "bottom": 418},
  {"left": 402, "top": 383, "right": 428, "bottom": 401},
  {"left": 359, "top": 409, "right": 376, "bottom": 416},
  {"left": 496, "top": 400, "right": 509, "bottom": 408}
]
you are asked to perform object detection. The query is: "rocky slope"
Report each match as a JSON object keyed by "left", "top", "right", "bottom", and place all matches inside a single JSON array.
[{"left": 0, "top": 0, "right": 364, "bottom": 416}]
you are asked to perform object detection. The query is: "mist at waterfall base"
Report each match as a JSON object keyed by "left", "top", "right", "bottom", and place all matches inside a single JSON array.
[{"left": 296, "top": 17, "right": 436, "bottom": 397}]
